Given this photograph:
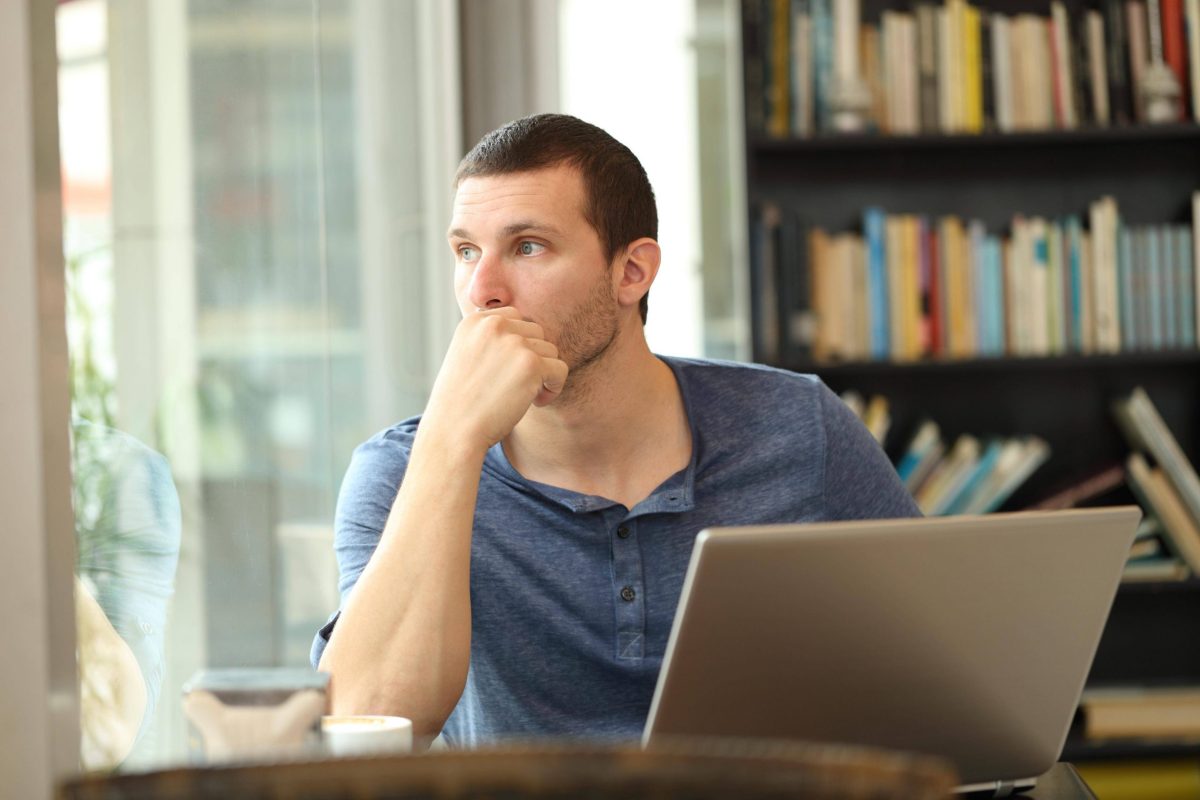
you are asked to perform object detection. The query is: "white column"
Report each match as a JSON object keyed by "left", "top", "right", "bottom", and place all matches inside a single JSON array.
[
  {"left": 0, "top": 1, "right": 81, "bottom": 796},
  {"left": 417, "top": 0, "right": 465, "bottom": 373},
  {"left": 107, "top": 0, "right": 206, "bottom": 766}
]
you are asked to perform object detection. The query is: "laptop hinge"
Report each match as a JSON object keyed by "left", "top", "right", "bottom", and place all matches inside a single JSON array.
[{"left": 955, "top": 777, "right": 1038, "bottom": 797}]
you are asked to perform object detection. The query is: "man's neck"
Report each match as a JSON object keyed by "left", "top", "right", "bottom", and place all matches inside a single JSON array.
[{"left": 502, "top": 326, "right": 692, "bottom": 509}]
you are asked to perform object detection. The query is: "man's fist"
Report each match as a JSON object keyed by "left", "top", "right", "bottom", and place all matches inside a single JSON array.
[{"left": 420, "top": 307, "right": 569, "bottom": 453}]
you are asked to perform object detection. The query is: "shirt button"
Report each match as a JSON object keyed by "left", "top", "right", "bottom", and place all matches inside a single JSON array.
[
  {"left": 621, "top": 586, "right": 636, "bottom": 602},
  {"left": 617, "top": 525, "right": 631, "bottom": 539}
]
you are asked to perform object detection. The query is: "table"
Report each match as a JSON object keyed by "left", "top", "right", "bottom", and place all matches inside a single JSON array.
[{"left": 1025, "top": 764, "right": 1096, "bottom": 799}]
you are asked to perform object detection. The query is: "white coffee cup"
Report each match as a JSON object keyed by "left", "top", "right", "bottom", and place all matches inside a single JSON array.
[{"left": 321, "top": 714, "right": 413, "bottom": 757}]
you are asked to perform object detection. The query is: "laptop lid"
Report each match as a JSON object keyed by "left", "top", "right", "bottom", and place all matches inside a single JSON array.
[{"left": 642, "top": 507, "right": 1141, "bottom": 786}]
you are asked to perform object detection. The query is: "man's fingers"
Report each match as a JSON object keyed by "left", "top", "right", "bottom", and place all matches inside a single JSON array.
[
  {"left": 524, "top": 338, "right": 559, "bottom": 359},
  {"left": 474, "top": 307, "right": 546, "bottom": 341},
  {"left": 540, "top": 357, "right": 569, "bottom": 394}
]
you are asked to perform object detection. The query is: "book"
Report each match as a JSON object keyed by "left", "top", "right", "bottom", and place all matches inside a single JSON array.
[
  {"left": 1163, "top": 225, "right": 1178, "bottom": 348},
  {"left": 896, "top": 419, "right": 940, "bottom": 486},
  {"left": 840, "top": 389, "right": 865, "bottom": 419},
  {"left": 1086, "top": 10, "right": 1110, "bottom": 125},
  {"left": 768, "top": 0, "right": 792, "bottom": 138},
  {"left": 744, "top": 0, "right": 767, "bottom": 134},
  {"left": 915, "top": 434, "right": 980, "bottom": 515},
  {"left": 1028, "top": 462, "right": 1127, "bottom": 510},
  {"left": 1050, "top": 2, "right": 1077, "bottom": 128},
  {"left": 1147, "top": 225, "right": 1164, "bottom": 349},
  {"left": 1195, "top": 192, "right": 1200, "bottom": 341},
  {"left": 991, "top": 13, "right": 1013, "bottom": 132},
  {"left": 1117, "top": 388, "right": 1200, "bottom": 528},
  {"left": 863, "top": 207, "right": 890, "bottom": 359},
  {"left": 861, "top": 23, "right": 885, "bottom": 131},
  {"left": 1122, "top": 558, "right": 1189, "bottom": 582},
  {"left": 963, "top": 3, "right": 984, "bottom": 133},
  {"left": 942, "top": 438, "right": 1005, "bottom": 515},
  {"left": 1082, "top": 687, "right": 1200, "bottom": 740},
  {"left": 1104, "top": 0, "right": 1135, "bottom": 123},
  {"left": 1181, "top": 226, "right": 1196, "bottom": 348},
  {"left": 1162, "top": 0, "right": 1190, "bottom": 120},
  {"left": 791, "top": 0, "right": 814, "bottom": 138},
  {"left": 1126, "top": 0, "right": 1148, "bottom": 121},
  {"left": 778, "top": 206, "right": 814, "bottom": 359},
  {"left": 1127, "top": 536, "right": 1164, "bottom": 560},
  {"left": 1091, "top": 196, "right": 1122, "bottom": 353},
  {"left": 1118, "top": 225, "right": 1136, "bottom": 351},
  {"left": 1189, "top": 0, "right": 1200, "bottom": 121},
  {"left": 812, "top": 0, "right": 833, "bottom": 131},
  {"left": 756, "top": 203, "right": 783, "bottom": 363},
  {"left": 960, "top": 437, "right": 1051, "bottom": 514},
  {"left": 862, "top": 394, "right": 891, "bottom": 445},
  {"left": 1125, "top": 452, "right": 1200, "bottom": 573}
]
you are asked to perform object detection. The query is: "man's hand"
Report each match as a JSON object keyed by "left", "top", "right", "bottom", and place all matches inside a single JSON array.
[{"left": 421, "top": 307, "right": 569, "bottom": 453}]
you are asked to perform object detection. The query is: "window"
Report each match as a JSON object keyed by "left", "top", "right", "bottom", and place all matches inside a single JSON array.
[{"left": 57, "top": 0, "right": 460, "bottom": 769}]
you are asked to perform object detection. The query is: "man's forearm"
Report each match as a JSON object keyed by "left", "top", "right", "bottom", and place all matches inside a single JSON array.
[{"left": 318, "top": 424, "right": 484, "bottom": 736}]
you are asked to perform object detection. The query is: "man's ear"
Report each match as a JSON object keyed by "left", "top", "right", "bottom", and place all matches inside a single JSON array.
[{"left": 614, "top": 237, "right": 661, "bottom": 311}]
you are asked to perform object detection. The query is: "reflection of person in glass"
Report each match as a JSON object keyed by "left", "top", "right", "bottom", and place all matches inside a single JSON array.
[
  {"left": 312, "top": 115, "right": 918, "bottom": 745},
  {"left": 72, "top": 419, "right": 181, "bottom": 770}
]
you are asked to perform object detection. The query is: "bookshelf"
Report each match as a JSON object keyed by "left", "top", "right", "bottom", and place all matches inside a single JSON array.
[{"left": 739, "top": 0, "right": 1200, "bottom": 761}]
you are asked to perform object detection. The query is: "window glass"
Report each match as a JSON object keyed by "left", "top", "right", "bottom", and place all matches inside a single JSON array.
[{"left": 57, "top": 0, "right": 448, "bottom": 770}]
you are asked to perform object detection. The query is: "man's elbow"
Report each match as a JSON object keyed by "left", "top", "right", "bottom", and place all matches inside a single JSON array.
[{"left": 321, "top": 657, "right": 462, "bottom": 738}]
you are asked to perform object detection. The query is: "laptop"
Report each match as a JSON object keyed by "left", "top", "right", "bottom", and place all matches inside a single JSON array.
[{"left": 642, "top": 507, "right": 1141, "bottom": 797}]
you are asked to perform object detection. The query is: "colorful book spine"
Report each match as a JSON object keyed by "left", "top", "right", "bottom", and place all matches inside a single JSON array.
[
  {"left": 1119, "top": 225, "right": 1136, "bottom": 351},
  {"left": 1163, "top": 226, "right": 1179, "bottom": 348},
  {"left": 1181, "top": 227, "right": 1196, "bottom": 348},
  {"left": 864, "top": 207, "right": 890, "bottom": 359},
  {"left": 1148, "top": 227, "right": 1164, "bottom": 350},
  {"left": 811, "top": 0, "right": 833, "bottom": 132}
]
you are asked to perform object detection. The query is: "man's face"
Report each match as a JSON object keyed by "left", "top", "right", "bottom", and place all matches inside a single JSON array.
[{"left": 447, "top": 164, "right": 620, "bottom": 373}]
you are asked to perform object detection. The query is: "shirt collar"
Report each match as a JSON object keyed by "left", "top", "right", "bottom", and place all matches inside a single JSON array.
[{"left": 481, "top": 355, "right": 700, "bottom": 517}]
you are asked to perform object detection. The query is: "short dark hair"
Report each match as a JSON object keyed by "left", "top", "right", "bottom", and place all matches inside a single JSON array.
[{"left": 455, "top": 114, "right": 658, "bottom": 324}]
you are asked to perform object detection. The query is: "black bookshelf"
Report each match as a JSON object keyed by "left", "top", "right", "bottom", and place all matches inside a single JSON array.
[
  {"left": 750, "top": 122, "right": 1200, "bottom": 152},
  {"left": 739, "top": 0, "right": 1200, "bottom": 761}
]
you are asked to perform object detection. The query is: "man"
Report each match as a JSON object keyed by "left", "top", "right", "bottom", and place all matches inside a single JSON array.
[{"left": 312, "top": 114, "right": 918, "bottom": 745}]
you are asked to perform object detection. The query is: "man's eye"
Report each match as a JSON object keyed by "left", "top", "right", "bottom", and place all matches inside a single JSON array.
[
  {"left": 518, "top": 241, "right": 545, "bottom": 256},
  {"left": 459, "top": 246, "right": 479, "bottom": 262}
]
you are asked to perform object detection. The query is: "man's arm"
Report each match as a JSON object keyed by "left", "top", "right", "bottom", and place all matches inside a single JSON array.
[{"left": 317, "top": 308, "right": 567, "bottom": 736}]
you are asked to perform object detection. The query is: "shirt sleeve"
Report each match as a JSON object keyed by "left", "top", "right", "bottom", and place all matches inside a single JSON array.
[
  {"left": 310, "top": 429, "right": 413, "bottom": 669},
  {"left": 817, "top": 381, "right": 922, "bottom": 521}
]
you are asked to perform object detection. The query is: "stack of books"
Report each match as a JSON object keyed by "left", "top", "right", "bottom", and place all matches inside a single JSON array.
[
  {"left": 1081, "top": 686, "right": 1200, "bottom": 741},
  {"left": 755, "top": 192, "right": 1200, "bottom": 363},
  {"left": 840, "top": 394, "right": 1052, "bottom": 515},
  {"left": 746, "top": 0, "right": 1200, "bottom": 138},
  {"left": 1113, "top": 386, "right": 1200, "bottom": 581},
  {"left": 896, "top": 420, "right": 1051, "bottom": 515}
]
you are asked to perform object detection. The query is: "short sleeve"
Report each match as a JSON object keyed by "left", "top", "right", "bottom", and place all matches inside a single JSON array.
[
  {"left": 818, "top": 382, "right": 922, "bottom": 521},
  {"left": 310, "top": 424, "right": 416, "bottom": 668}
]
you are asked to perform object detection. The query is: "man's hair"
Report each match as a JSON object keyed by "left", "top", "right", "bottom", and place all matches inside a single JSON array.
[{"left": 455, "top": 114, "right": 658, "bottom": 324}]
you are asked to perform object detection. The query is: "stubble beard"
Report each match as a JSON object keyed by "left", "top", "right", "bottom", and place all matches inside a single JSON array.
[{"left": 550, "top": 270, "right": 621, "bottom": 408}]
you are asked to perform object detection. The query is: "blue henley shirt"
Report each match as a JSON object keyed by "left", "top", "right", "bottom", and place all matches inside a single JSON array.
[{"left": 311, "top": 356, "right": 920, "bottom": 745}]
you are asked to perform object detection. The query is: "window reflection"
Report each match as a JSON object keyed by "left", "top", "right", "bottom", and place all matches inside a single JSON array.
[
  {"left": 58, "top": 0, "right": 444, "bottom": 769},
  {"left": 73, "top": 421, "right": 181, "bottom": 769}
]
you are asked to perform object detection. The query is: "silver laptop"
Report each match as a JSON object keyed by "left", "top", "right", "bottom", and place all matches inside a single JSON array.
[{"left": 643, "top": 507, "right": 1141, "bottom": 796}]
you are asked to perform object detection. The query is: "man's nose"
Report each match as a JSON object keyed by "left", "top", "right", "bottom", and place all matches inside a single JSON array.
[{"left": 467, "top": 250, "right": 511, "bottom": 310}]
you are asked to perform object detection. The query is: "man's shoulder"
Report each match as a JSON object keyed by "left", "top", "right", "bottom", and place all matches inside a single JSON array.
[
  {"left": 662, "top": 355, "right": 823, "bottom": 406},
  {"left": 351, "top": 415, "right": 423, "bottom": 463}
]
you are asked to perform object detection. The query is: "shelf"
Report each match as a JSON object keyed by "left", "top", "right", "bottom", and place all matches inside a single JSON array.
[
  {"left": 1115, "top": 577, "right": 1200, "bottom": 596},
  {"left": 1063, "top": 737, "right": 1200, "bottom": 763},
  {"left": 781, "top": 350, "right": 1200, "bottom": 377},
  {"left": 749, "top": 123, "right": 1200, "bottom": 154}
]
